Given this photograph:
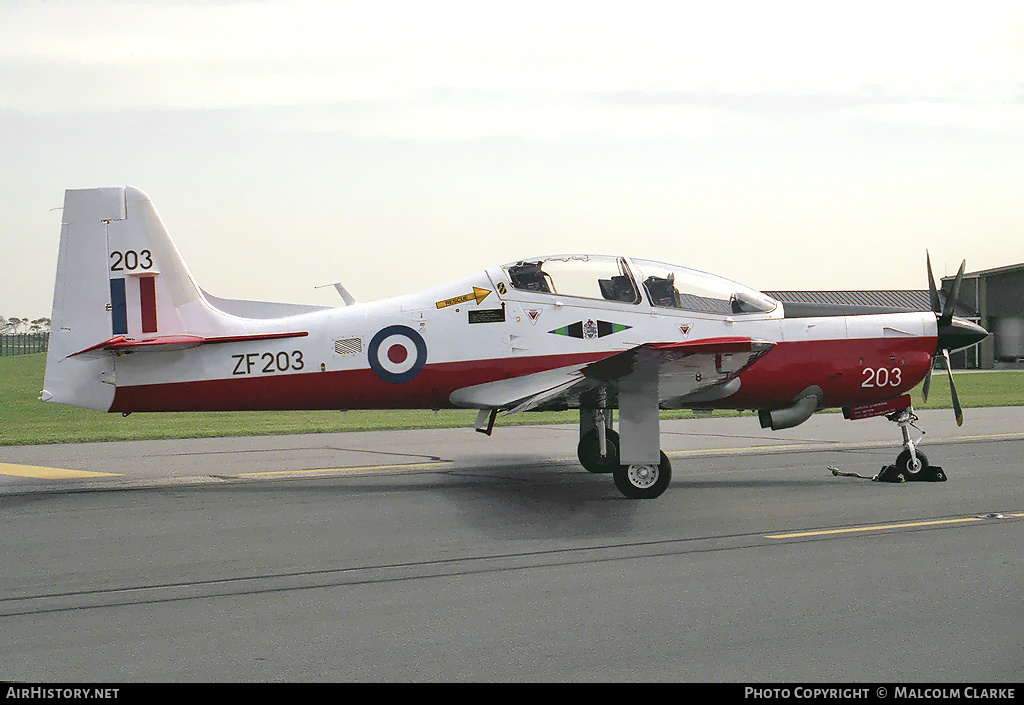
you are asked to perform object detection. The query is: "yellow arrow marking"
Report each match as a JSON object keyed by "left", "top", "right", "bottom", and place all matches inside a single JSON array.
[{"left": 435, "top": 287, "right": 491, "bottom": 309}]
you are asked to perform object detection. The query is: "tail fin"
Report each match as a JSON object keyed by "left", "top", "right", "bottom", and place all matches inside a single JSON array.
[{"left": 42, "top": 186, "right": 217, "bottom": 410}]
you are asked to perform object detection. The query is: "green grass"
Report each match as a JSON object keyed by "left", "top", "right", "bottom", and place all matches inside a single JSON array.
[
  {"left": 2, "top": 353, "right": 1022, "bottom": 446},
  {"left": 0, "top": 353, "right": 581, "bottom": 446},
  {"left": 909, "top": 368, "right": 1024, "bottom": 411}
]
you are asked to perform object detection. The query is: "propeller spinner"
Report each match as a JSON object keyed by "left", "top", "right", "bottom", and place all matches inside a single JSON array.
[{"left": 922, "top": 253, "right": 989, "bottom": 426}]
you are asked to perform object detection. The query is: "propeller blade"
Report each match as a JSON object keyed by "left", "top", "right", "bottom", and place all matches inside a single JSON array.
[
  {"left": 922, "top": 360, "right": 933, "bottom": 402},
  {"left": 926, "top": 251, "right": 941, "bottom": 314},
  {"left": 942, "top": 348, "right": 964, "bottom": 427},
  {"left": 939, "top": 259, "right": 966, "bottom": 326}
]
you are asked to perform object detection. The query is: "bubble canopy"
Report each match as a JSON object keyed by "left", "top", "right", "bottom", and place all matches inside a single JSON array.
[
  {"left": 630, "top": 258, "right": 778, "bottom": 314},
  {"left": 502, "top": 255, "right": 778, "bottom": 315}
]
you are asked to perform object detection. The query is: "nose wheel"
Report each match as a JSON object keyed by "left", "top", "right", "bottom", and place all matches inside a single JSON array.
[
  {"left": 877, "top": 408, "right": 946, "bottom": 482},
  {"left": 896, "top": 448, "right": 929, "bottom": 476}
]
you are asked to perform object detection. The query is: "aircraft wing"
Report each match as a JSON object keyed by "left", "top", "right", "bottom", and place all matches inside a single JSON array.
[
  {"left": 450, "top": 336, "right": 774, "bottom": 414},
  {"left": 449, "top": 362, "right": 592, "bottom": 412}
]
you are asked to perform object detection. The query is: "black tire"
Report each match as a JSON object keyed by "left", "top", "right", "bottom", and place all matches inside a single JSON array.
[
  {"left": 613, "top": 452, "right": 672, "bottom": 499},
  {"left": 896, "top": 448, "right": 929, "bottom": 476},
  {"left": 577, "top": 429, "right": 620, "bottom": 474}
]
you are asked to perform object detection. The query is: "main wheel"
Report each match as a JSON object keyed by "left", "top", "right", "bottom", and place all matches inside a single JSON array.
[
  {"left": 577, "top": 429, "right": 620, "bottom": 474},
  {"left": 896, "top": 448, "right": 929, "bottom": 476},
  {"left": 613, "top": 452, "right": 672, "bottom": 499}
]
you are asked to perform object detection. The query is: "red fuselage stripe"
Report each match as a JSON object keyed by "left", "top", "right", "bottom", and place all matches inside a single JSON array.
[
  {"left": 110, "top": 352, "right": 610, "bottom": 413},
  {"left": 109, "top": 336, "right": 937, "bottom": 413}
]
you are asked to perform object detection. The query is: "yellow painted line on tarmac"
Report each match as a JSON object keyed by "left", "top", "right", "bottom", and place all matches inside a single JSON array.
[
  {"left": 0, "top": 462, "right": 120, "bottom": 479},
  {"left": 947, "top": 432, "right": 1024, "bottom": 442},
  {"left": 238, "top": 460, "right": 454, "bottom": 479},
  {"left": 766, "top": 516, "right": 983, "bottom": 540},
  {"left": 664, "top": 431, "right": 1024, "bottom": 459},
  {"left": 668, "top": 443, "right": 820, "bottom": 457}
]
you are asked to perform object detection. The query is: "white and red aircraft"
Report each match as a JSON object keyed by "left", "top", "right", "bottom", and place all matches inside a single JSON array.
[{"left": 42, "top": 186, "right": 988, "bottom": 498}]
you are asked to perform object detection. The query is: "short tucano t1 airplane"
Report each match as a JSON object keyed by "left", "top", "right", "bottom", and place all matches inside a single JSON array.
[{"left": 41, "top": 187, "right": 989, "bottom": 498}]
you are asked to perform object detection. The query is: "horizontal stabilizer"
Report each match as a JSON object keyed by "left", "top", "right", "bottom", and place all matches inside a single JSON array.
[{"left": 70, "top": 331, "right": 308, "bottom": 358}]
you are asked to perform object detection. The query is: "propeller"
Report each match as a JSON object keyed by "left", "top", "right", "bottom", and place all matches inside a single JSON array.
[{"left": 922, "top": 252, "right": 987, "bottom": 426}]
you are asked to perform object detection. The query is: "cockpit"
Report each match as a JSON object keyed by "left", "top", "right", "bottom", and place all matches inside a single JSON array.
[{"left": 502, "top": 255, "right": 777, "bottom": 315}]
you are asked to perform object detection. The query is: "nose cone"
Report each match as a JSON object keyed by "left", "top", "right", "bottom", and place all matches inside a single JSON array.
[{"left": 937, "top": 316, "right": 989, "bottom": 353}]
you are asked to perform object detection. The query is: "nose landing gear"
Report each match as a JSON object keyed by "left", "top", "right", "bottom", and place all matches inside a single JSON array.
[{"left": 877, "top": 408, "right": 946, "bottom": 482}]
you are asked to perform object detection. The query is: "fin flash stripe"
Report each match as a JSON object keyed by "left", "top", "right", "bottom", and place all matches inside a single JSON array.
[
  {"left": 140, "top": 276, "right": 158, "bottom": 333},
  {"left": 110, "top": 279, "right": 128, "bottom": 335}
]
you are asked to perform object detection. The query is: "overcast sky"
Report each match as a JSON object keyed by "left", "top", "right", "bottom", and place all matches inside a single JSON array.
[{"left": 2, "top": 0, "right": 1022, "bottom": 319}]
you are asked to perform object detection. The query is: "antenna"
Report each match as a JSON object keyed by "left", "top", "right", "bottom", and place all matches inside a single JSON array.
[{"left": 315, "top": 282, "right": 356, "bottom": 306}]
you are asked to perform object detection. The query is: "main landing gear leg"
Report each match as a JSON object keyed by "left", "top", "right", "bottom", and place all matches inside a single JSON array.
[
  {"left": 612, "top": 378, "right": 672, "bottom": 499},
  {"left": 877, "top": 407, "right": 946, "bottom": 483},
  {"left": 578, "top": 409, "right": 619, "bottom": 474}
]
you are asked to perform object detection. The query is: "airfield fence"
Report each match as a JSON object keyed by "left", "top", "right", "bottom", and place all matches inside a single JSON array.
[{"left": 0, "top": 333, "right": 49, "bottom": 357}]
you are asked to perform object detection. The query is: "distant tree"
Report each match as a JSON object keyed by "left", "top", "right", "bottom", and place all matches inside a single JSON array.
[{"left": 1, "top": 317, "right": 42, "bottom": 334}]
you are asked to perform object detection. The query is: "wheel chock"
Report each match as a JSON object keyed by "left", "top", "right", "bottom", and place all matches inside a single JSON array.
[{"left": 873, "top": 464, "right": 947, "bottom": 483}]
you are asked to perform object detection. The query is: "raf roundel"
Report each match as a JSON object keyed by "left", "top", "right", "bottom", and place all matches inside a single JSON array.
[{"left": 367, "top": 325, "right": 428, "bottom": 384}]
